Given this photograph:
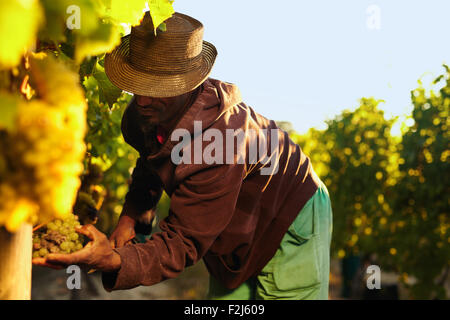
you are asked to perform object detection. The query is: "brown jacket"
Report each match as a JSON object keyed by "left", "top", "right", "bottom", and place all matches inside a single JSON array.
[{"left": 103, "top": 78, "right": 320, "bottom": 290}]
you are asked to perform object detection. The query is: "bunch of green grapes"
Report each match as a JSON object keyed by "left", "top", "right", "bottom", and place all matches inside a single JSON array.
[
  {"left": 32, "top": 213, "right": 84, "bottom": 258},
  {"left": 0, "top": 53, "right": 87, "bottom": 232}
]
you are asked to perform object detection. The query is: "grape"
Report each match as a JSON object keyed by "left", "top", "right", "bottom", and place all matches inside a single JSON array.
[
  {"left": 60, "top": 241, "right": 69, "bottom": 251},
  {"left": 0, "top": 54, "right": 87, "bottom": 232},
  {"left": 59, "top": 227, "right": 69, "bottom": 236},
  {"left": 39, "top": 248, "right": 48, "bottom": 257},
  {"left": 47, "top": 222, "right": 57, "bottom": 231},
  {"left": 49, "top": 246, "right": 60, "bottom": 254},
  {"left": 69, "top": 232, "right": 79, "bottom": 241},
  {"left": 32, "top": 212, "right": 85, "bottom": 257}
]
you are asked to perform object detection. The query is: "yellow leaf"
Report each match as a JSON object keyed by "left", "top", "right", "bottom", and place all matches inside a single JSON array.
[
  {"left": 75, "top": 22, "right": 122, "bottom": 63},
  {"left": 5, "top": 199, "right": 38, "bottom": 232},
  {"left": 0, "top": 92, "right": 19, "bottom": 131},
  {"left": 148, "top": 0, "right": 175, "bottom": 34},
  {"left": 106, "top": 0, "right": 148, "bottom": 26},
  {"left": 0, "top": 0, "right": 43, "bottom": 69}
]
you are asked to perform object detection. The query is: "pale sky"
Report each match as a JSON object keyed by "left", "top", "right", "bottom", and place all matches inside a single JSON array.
[{"left": 174, "top": 0, "right": 450, "bottom": 134}]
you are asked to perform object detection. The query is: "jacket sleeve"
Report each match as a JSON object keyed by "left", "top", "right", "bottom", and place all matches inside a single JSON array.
[
  {"left": 102, "top": 162, "right": 246, "bottom": 291},
  {"left": 119, "top": 98, "right": 163, "bottom": 220},
  {"left": 120, "top": 156, "right": 163, "bottom": 221}
]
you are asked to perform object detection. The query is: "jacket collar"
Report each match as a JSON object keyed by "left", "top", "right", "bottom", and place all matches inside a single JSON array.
[{"left": 147, "top": 78, "right": 242, "bottom": 160}]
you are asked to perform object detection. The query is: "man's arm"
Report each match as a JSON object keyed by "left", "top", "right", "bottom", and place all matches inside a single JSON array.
[
  {"left": 102, "top": 162, "right": 246, "bottom": 291},
  {"left": 110, "top": 156, "right": 163, "bottom": 247},
  {"left": 122, "top": 156, "right": 163, "bottom": 219},
  {"left": 110, "top": 98, "right": 162, "bottom": 246}
]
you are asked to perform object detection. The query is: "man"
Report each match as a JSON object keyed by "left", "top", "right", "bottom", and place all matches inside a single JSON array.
[{"left": 34, "top": 12, "right": 333, "bottom": 300}]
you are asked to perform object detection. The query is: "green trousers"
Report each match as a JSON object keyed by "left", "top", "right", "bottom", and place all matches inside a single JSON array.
[{"left": 207, "top": 179, "right": 333, "bottom": 300}]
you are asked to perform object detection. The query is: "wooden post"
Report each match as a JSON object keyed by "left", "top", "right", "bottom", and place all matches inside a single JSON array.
[{"left": 0, "top": 223, "right": 32, "bottom": 300}]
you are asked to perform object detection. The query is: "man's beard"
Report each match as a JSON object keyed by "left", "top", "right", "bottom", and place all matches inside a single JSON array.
[
  {"left": 138, "top": 113, "right": 158, "bottom": 134},
  {"left": 136, "top": 113, "right": 160, "bottom": 151}
]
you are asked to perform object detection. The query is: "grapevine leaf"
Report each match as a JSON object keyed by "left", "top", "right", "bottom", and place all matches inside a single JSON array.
[
  {"left": 157, "top": 22, "right": 167, "bottom": 32},
  {"left": 37, "top": 0, "right": 67, "bottom": 42},
  {"left": 79, "top": 56, "right": 98, "bottom": 81},
  {"left": 0, "top": 92, "right": 19, "bottom": 131},
  {"left": 74, "top": 20, "right": 121, "bottom": 63},
  {"left": 98, "top": 55, "right": 106, "bottom": 68},
  {"left": 38, "top": 0, "right": 99, "bottom": 43},
  {"left": 0, "top": 0, "right": 43, "bottom": 68},
  {"left": 58, "top": 29, "right": 77, "bottom": 60},
  {"left": 148, "top": 0, "right": 175, "bottom": 34},
  {"left": 92, "top": 61, "right": 122, "bottom": 108},
  {"left": 102, "top": 0, "right": 148, "bottom": 26},
  {"left": 60, "top": 43, "right": 75, "bottom": 60},
  {"left": 433, "top": 75, "right": 444, "bottom": 85}
]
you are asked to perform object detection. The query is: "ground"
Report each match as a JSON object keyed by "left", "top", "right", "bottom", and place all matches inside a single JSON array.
[
  {"left": 32, "top": 259, "right": 210, "bottom": 300},
  {"left": 32, "top": 258, "right": 348, "bottom": 300},
  {"left": 32, "top": 257, "right": 419, "bottom": 300}
]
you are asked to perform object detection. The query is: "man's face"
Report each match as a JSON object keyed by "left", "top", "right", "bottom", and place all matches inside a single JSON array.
[{"left": 135, "top": 95, "right": 176, "bottom": 125}]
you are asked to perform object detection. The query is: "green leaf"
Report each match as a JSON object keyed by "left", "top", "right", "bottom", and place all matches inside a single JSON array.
[
  {"left": 38, "top": 0, "right": 98, "bottom": 43},
  {"left": 79, "top": 56, "right": 98, "bottom": 80},
  {"left": 157, "top": 22, "right": 167, "bottom": 32},
  {"left": 37, "top": 0, "right": 67, "bottom": 42},
  {"left": 92, "top": 61, "right": 122, "bottom": 108},
  {"left": 0, "top": 92, "right": 19, "bottom": 131},
  {"left": 433, "top": 75, "right": 444, "bottom": 85}
]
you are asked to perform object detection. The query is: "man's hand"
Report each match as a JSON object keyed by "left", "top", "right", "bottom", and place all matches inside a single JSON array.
[
  {"left": 109, "top": 215, "right": 137, "bottom": 248},
  {"left": 32, "top": 224, "right": 121, "bottom": 273}
]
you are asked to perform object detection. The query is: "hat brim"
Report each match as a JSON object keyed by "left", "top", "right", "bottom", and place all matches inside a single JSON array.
[{"left": 104, "top": 35, "right": 217, "bottom": 98}]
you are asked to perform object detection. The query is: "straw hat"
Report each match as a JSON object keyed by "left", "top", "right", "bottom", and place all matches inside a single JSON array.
[{"left": 105, "top": 12, "right": 217, "bottom": 98}]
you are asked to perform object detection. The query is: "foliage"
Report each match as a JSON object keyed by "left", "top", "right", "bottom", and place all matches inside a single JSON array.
[
  {"left": 148, "top": 0, "right": 175, "bottom": 34},
  {"left": 0, "top": 0, "right": 447, "bottom": 300},
  {"left": 294, "top": 66, "right": 450, "bottom": 299},
  {"left": 0, "top": 0, "right": 175, "bottom": 232},
  {"left": 82, "top": 69, "right": 139, "bottom": 234},
  {"left": 384, "top": 68, "right": 450, "bottom": 299},
  {"left": 296, "top": 98, "right": 399, "bottom": 255},
  {"left": 0, "top": 0, "right": 43, "bottom": 69}
]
